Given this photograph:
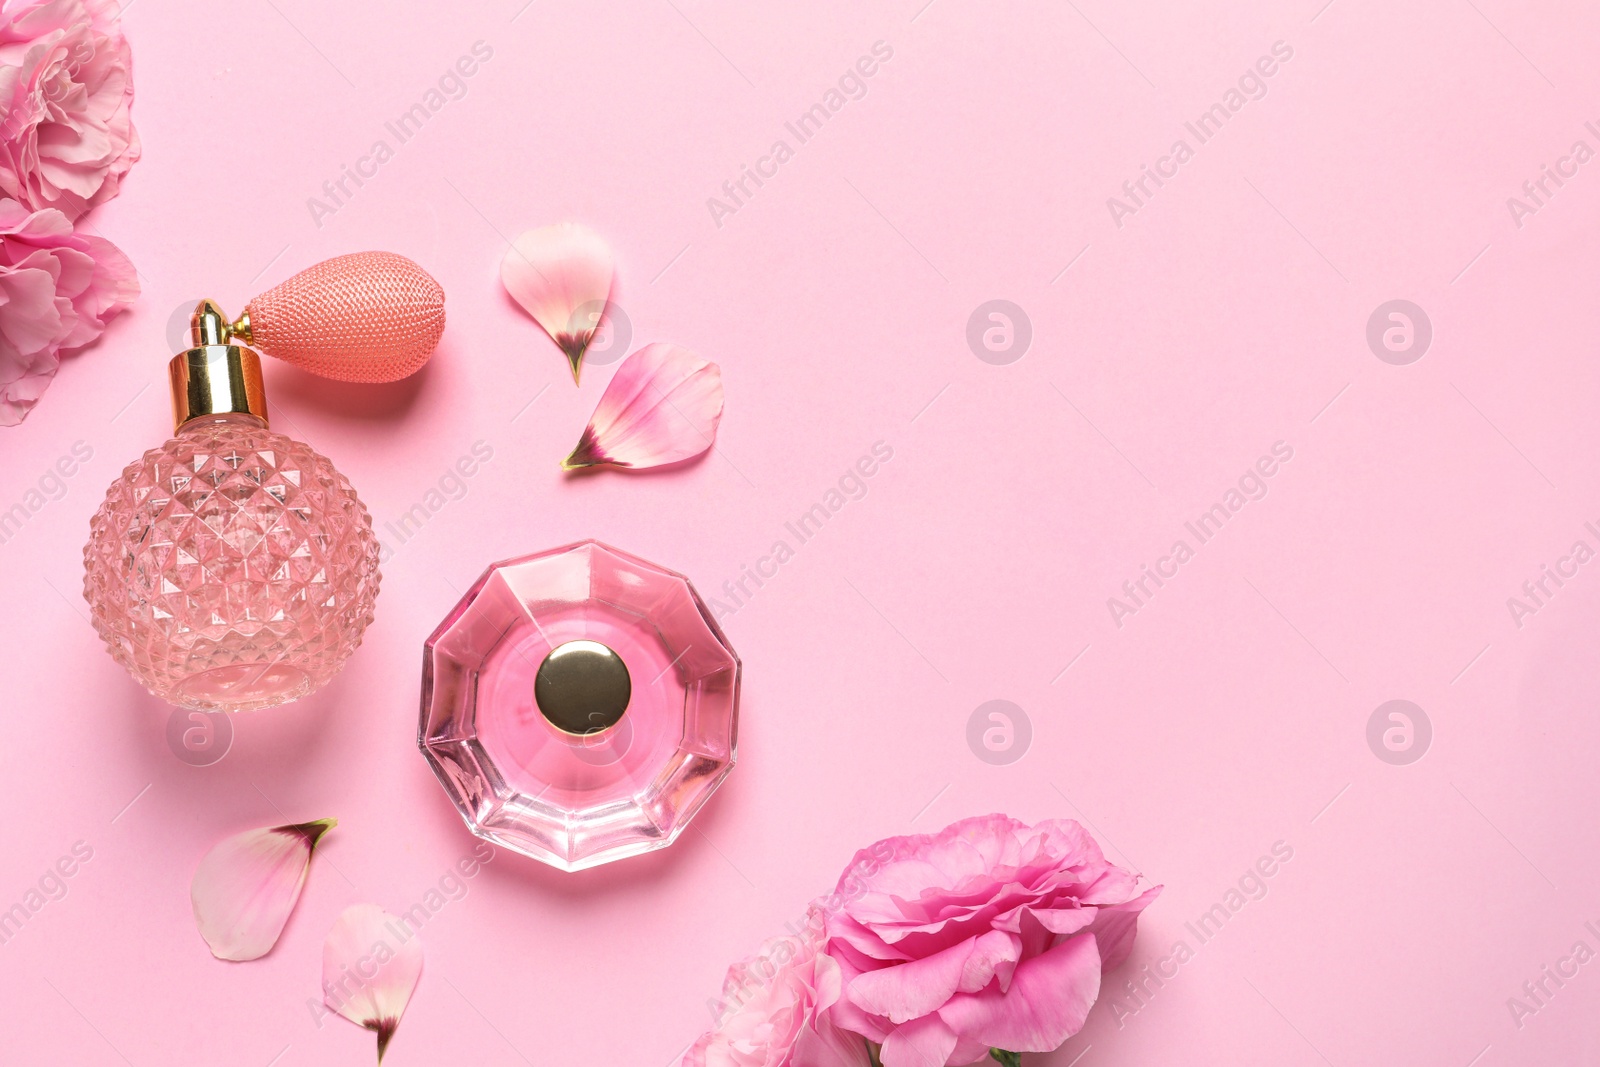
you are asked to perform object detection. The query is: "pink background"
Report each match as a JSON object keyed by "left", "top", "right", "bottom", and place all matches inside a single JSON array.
[{"left": 4, "top": 0, "right": 1600, "bottom": 1063}]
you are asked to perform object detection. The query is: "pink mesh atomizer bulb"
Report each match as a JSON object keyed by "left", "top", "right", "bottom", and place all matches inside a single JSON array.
[
  {"left": 236, "top": 251, "right": 445, "bottom": 383},
  {"left": 83, "top": 253, "right": 445, "bottom": 712}
]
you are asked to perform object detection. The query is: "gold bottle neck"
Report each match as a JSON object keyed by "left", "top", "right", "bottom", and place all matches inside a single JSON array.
[{"left": 167, "top": 300, "right": 269, "bottom": 431}]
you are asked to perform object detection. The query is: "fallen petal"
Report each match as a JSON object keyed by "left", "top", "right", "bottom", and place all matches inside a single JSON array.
[
  {"left": 501, "top": 222, "right": 615, "bottom": 382},
  {"left": 190, "top": 818, "right": 336, "bottom": 961},
  {"left": 323, "top": 903, "right": 424, "bottom": 1063},
  {"left": 563, "top": 343, "right": 723, "bottom": 471}
]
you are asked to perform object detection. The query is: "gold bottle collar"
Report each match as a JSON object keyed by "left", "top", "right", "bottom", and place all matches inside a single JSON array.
[{"left": 168, "top": 300, "right": 268, "bottom": 431}]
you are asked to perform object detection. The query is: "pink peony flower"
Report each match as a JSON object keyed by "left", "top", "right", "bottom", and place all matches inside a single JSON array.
[
  {"left": 0, "top": 0, "right": 139, "bottom": 216},
  {"left": 0, "top": 198, "right": 136, "bottom": 425},
  {"left": 684, "top": 907, "right": 872, "bottom": 1067},
  {"left": 819, "top": 815, "right": 1160, "bottom": 1067}
]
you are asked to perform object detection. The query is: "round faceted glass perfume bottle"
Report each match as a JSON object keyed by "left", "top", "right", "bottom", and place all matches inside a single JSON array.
[
  {"left": 83, "top": 301, "right": 380, "bottom": 712},
  {"left": 420, "top": 541, "right": 740, "bottom": 871}
]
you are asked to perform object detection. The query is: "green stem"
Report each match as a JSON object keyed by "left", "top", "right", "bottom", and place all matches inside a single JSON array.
[{"left": 989, "top": 1050, "right": 1023, "bottom": 1067}]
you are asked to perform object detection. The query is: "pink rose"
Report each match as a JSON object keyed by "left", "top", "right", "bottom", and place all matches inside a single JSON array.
[
  {"left": 685, "top": 907, "right": 872, "bottom": 1067},
  {"left": 820, "top": 815, "right": 1160, "bottom": 1067},
  {"left": 0, "top": 0, "right": 139, "bottom": 216},
  {"left": 0, "top": 198, "right": 136, "bottom": 425}
]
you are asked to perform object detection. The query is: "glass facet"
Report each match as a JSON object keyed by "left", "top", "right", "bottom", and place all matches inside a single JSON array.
[
  {"left": 82, "top": 414, "right": 381, "bottom": 712},
  {"left": 419, "top": 540, "right": 740, "bottom": 872}
]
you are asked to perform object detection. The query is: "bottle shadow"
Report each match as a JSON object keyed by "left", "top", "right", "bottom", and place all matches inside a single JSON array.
[
  {"left": 266, "top": 345, "right": 445, "bottom": 424},
  {"left": 118, "top": 666, "right": 353, "bottom": 795}
]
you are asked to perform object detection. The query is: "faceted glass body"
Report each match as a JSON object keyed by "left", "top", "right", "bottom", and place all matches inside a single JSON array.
[
  {"left": 420, "top": 541, "right": 740, "bottom": 871},
  {"left": 83, "top": 414, "right": 380, "bottom": 712}
]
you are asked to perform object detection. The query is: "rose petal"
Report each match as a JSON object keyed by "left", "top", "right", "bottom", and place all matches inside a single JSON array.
[
  {"left": 1023, "top": 903, "right": 1096, "bottom": 938},
  {"left": 935, "top": 934, "right": 1101, "bottom": 1053},
  {"left": 879, "top": 1013, "right": 959, "bottom": 1067},
  {"left": 681, "top": 903, "right": 869, "bottom": 1067},
  {"left": 0, "top": 0, "right": 140, "bottom": 216},
  {"left": 846, "top": 929, "right": 1019, "bottom": 1023},
  {"left": 791, "top": 1012, "right": 875, "bottom": 1067},
  {"left": 812, "top": 948, "right": 843, "bottom": 1012},
  {"left": 0, "top": 201, "right": 136, "bottom": 426},
  {"left": 819, "top": 814, "right": 1159, "bottom": 1062},
  {"left": 323, "top": 903, "right": 424, "bottom": 1063},
  {"left": 190, "top": 818, "right": 335, "bottom": 961},
  {"left": 500, "top": 222, "right": 615, "bottom": 382},
  {"left": 1083, "top": 885, "right": 1161, "bottom": 970},
  {"left": 562, "top": 343, "right": 723, "bottom": 471}
]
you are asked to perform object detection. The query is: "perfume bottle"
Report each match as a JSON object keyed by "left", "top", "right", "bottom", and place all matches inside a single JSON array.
[
  {"left": 83, "top": 300, "right": 382, "bottom": 712},
  {"left": 420, "top": 541, "right": 741, "bottom": 871}
]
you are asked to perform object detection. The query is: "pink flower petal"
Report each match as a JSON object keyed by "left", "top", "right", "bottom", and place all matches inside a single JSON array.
[
  {"left": 934, "top": 933, "right": 1101, "bottom": 1054},
  {"left": 819, "top": 814, "right": 1158, "bottom": 1061},
  {"left": 1083, "top": 885, "right": 1161, "bottom": 970},
  {"left": 500, "top": 222, "right": 615, "bottom": 382},
  {"left": 323, "top": 903, "right": 424, "bottom": 1063},
  {"left": 791, "top": 1013, "right": 875, "bottom": 1067},
  {"left": 682, "top": 905, "right": 867, "bottom": 1067},
  {"left": 563, "top": 343, "right": 724, "bottom": 471},
  {"left": 879, "top": 1013, "right": 959, "bottom": 1067},
  {"left": 190, "top": 818, "right": 335, "bottom": 961},
  {"left": 846, "top": 929, "right": 1019, "bottom": 1024},
  {"left": 0, "top": 201, "right": 137, "bottom": 426},
  {"left": 0, "top": 0, "right": 141, "bottom": 217}
]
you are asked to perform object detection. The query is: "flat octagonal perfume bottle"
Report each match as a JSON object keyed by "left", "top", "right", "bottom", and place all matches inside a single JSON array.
[
  {"left": 420, "top": 541, "right": 740, "bottom": 871},
  {"left": 83, "top": 301, "right": 380, "bottom": 712}
]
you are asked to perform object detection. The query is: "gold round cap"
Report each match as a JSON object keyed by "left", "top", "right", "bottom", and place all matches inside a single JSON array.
[
  {"left": 168, "top": 299, "right": 268, "bottom": 430},
  {"left": 535, "top": 639, "right": 632, "bottom": 735}
]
